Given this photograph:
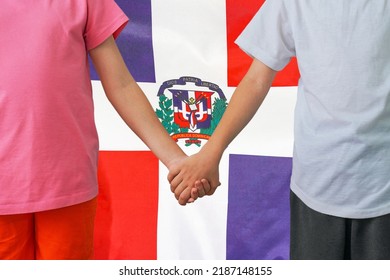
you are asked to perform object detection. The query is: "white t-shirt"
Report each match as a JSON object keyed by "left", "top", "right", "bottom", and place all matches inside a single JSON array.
[{"left": 236, "top": 0, "right": 390, "bottom": 218}]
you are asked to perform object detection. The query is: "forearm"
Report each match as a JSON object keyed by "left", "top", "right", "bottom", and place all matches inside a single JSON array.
[
  {"left": 89, "top": 36, "right": 185, "bottom": 168},
  {"left": 106, "top": 81, "right": 186, "bottom": 168},
  {"left": 201, "top": 59, "right": 276, "bottom": 158}
]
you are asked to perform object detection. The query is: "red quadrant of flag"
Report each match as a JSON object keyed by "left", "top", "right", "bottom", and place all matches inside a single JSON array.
[
  {"left": 226, "top": 0, "right": 300, "bottom": 87},
  {"left": 94, "top": 151, "right": 159, "bottom": 260}
]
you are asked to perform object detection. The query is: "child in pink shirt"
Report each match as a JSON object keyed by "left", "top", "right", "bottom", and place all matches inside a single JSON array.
[{"left": 0, "top": 0, "right": 194, "bottom": 259}]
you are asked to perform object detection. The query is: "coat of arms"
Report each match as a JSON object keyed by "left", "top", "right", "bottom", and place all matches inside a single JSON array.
[{"left": 156, "top": 76, "right": 227, "bottom": 146}]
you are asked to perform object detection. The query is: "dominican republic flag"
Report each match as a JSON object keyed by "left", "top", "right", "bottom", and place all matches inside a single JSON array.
[{"left": 92, "top": 0, "right": 299, "bottom": 260}]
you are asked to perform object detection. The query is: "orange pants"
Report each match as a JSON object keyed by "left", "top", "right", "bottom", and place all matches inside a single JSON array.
[{"left": 0, "top": 198, "right": 97, "bottom": 260}]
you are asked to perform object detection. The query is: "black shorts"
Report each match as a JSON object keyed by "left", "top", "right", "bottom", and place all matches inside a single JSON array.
[{"left": 290, "top": 191, "right": 390, "bottom": 260}]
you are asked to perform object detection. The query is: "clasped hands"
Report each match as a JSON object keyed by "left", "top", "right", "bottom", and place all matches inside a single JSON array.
[{"left": 167, "top": 151, "right": 221, "bottom": 205}]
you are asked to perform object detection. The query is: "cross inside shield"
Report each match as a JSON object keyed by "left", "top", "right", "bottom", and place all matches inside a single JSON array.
[{"left": 169, "top": 89, "right": 213, "bottom": 131}]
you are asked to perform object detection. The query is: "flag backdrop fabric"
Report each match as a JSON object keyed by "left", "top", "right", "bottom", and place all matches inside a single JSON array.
[{"left": 92, "top": 0, "right": 298, "bottom": 260}]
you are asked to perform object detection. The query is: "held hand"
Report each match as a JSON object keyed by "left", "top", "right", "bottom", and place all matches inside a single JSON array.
[{"left": 168, "top": 151, "right": 220, "bottom": 205}]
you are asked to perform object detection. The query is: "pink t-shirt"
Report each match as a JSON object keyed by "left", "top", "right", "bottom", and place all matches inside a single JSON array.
[{"left": 0, "top": 0, "right": 128, "bottom": 214}]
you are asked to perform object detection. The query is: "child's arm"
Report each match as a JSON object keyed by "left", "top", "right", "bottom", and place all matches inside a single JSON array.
[
  {"left": 89, "top": 36, "right": 209, "bottom": 201},
  {"left": 169, "top": 58, "right": 277, "bottom": 205}
]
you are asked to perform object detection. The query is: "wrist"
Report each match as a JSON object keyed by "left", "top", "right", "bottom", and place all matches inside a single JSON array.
[
  {"left": 163, "top": 150, "right": 187, "bottom": 170},
  {"left": 200, "top": 140, "right": 224, "bottom": 164}
]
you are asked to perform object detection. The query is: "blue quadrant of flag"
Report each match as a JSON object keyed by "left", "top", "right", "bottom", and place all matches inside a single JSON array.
[
  {"left": 90, "top": 0, "right": 155, "bottom": 82},
  {"left": 227, "top": 154, "right": 292, "bottom": 260}
]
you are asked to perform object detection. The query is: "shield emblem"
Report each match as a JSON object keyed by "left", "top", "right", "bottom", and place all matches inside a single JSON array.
[{"left": 170, "top": 89, "right": 213, "bottom": 131}]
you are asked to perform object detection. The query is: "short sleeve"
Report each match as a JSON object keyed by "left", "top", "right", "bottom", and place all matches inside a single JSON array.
[
  {"left": 84, "top": 0, "right": 129, "bottom": 50},
  {"left": 235, "top": 0, "right": 295, "bottom": 71}
]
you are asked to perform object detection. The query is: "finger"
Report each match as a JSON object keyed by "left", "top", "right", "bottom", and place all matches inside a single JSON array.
[
  {"left": 199, "top": 179, "right": 212, "bottom": 195},
  {"left": 167, "top": 167, "right": 180, "bottom": 183},
  {"left": 178, "top": 187, "right": 192, "bottom": 206},
  {"left": 206, "top": 180, "right": 221, "bottom": 196},
  {"left": 190, "top": 187, "right": 199, "bottom": 201},
  {"left": 173, "top": 179, "right": 189, "bottom": 200},
  {"left": 173, "top": 180, "right": 189, "bottom": 200},
  {"left": 194, "top": 180, "right": 206, "bottom": 198},
  {"left": 170, "top": 175, "right": 183, "bottom": 193}
]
